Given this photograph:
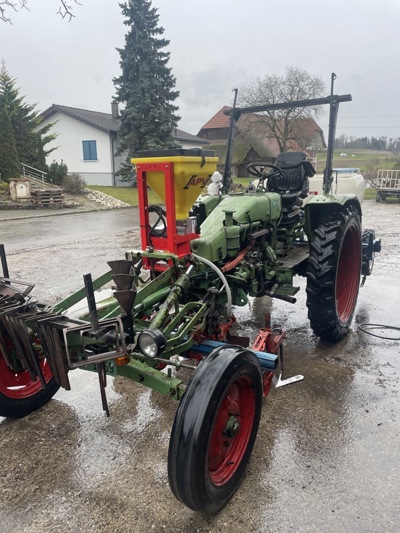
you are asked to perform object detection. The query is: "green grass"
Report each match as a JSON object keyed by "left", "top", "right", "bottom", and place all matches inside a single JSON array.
[
  {"left": 234, "top": 177, "right": 251, "bottom": 186},
  {"left": 364, "top": 188, "right": 376, "bottom": 200},
  {"left": 89, "top": 181, "right": 379, "bottom": 206},
  {"left": 87, "top": 185, "right": 161, "bottom": 206},
  {"left": 325, "top": 150, "right": 398, "bottom": 173}
]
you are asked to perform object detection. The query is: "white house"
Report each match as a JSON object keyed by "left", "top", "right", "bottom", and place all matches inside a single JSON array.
[{"left": 40, "top": 103, "right": 209, "bottom": 186}]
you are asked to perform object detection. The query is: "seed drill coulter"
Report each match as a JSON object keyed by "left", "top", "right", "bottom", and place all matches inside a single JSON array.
[{"left": 0, "top": 75, "right": 380, "bottom": 513}]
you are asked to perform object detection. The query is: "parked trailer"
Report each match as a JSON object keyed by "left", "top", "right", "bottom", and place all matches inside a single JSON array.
[{"left": 374, "top": 169, "right": 400, "bottom": 202}]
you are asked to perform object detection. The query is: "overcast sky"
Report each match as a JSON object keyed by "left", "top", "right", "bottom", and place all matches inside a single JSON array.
[{"left": 1, "top": 0, "right": 400, "bottom": 140}]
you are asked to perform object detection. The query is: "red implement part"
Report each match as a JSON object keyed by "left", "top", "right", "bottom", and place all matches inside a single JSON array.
[
  {"left": 213, "top": 315, "right": 237, "bottom": 341},
  {"left": 136, "top": 162, "right": 199, "bottom": 269},
  {"left": 252, "top": 313, "right": 286, "bottom": 398}
]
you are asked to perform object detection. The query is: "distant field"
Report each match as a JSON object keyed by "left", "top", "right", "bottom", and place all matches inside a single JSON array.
[
  {"left": 317, "top": 150, "right": 398, "bottom": 172},
  {"left": 233, "top": 150, "right": 398, "bottom": 178}
]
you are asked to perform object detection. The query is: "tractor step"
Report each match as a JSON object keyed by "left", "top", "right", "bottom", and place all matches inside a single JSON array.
[{"left": 277, "top": 242, "right": 309, "bottom": 268}]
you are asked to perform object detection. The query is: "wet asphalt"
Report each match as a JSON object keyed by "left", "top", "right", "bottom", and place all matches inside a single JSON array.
[{"left": 0, "top": 200, "right": 399, "bottom": 532}]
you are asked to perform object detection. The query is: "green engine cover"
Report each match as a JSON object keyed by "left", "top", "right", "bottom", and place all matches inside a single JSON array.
[{"left": 190, "top": 193, "right": 281, "bottom": 262}]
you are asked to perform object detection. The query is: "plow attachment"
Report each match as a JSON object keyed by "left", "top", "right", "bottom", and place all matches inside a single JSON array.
[{"left": 0, "top": 278, "right": 126, "bottom": 391}]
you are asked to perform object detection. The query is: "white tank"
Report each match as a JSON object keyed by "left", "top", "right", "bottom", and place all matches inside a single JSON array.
[{"left": 306, "top": 168, "right": 366, "bottom": 204}]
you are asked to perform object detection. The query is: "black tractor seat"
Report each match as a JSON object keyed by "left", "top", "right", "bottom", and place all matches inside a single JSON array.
[{"left": 267, "top": 151, "right": 315, "bottom": 199}]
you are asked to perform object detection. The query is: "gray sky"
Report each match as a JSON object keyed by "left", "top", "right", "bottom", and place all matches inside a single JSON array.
[{"left": 1, "top": 0, "right": 400, "bottom": 140}]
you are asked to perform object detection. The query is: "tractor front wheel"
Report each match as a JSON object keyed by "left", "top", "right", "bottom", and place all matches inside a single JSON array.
[
  {"left": 0, "top": 332, "right": 59, "bottom": 418},
  {"left": 168, "top": 345, "right": 263, "bottom": 513},
  {"left": 306, "top": 208, "right": 362, "bottom": 341}
]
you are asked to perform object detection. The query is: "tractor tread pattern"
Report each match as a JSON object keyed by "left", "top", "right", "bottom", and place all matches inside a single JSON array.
[{"left": 306, "top": 207, "right": 361, "bottom": 341}]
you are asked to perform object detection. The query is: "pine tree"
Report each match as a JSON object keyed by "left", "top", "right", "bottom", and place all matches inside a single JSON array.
[
  {"left": 0, "top": 61, "right": 55, "bottom": 170},
  {"left": 0, "top": 105, "right": 20, "bottom": 182},
  {"left": 113, "top": 0, "right": 180, "bottom": 181}
]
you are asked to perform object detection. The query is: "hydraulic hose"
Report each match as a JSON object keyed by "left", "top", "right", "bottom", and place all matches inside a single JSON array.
[{"left": 192, "top": 253, "right": 232, "bottom": 317}]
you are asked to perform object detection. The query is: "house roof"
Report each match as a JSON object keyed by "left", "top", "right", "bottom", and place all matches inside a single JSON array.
[
  {"left": 174, "top": 128, "right": 210, "bottom": 145},
  {"left": 41, "top": 104, "right": 121, "bottom": 133},
  {"left": 40, "top": 104, "right": 209, "bottom": 144},
  {"left": 290, "top": 117, "right": 326, "bottom": 148},
  {"left": 199, "top": 106, "right": 231, "bottom": 131}
]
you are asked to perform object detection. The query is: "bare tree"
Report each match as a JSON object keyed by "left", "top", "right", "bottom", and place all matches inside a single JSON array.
[
  {"left": 0, "top": 0, "right": 81, "bottom": 23},
  {"left": 239, "top": 67, "right": 326, "bottom": 153}
]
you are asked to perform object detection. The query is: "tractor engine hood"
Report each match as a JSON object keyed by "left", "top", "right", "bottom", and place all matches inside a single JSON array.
[{"left": 190, "top": 193, "right": 281, "bottom": 263}]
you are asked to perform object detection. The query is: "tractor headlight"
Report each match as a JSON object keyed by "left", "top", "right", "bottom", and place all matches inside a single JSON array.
[{"left": 138, "top": 329, "right": 166, "bottom": 358}]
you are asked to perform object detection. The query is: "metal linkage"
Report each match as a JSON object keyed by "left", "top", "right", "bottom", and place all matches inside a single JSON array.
[
  {"left": 0, "top": 245, "right": 10, "bottom": 280},
  {"left": 252, "top": 313, "right": 304, "bottom": 396},
  {"left": 62, "top": 317, "right": 126, "bottom": 369},
  {"left": 0, "top": 278, "right": 35, "bottom": 299}
]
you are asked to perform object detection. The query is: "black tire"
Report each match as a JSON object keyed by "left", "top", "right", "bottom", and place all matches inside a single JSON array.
[
  {"left": 376, "top": 191, "right": 381, "bottom": 202},
  {"left": 306, "top": 208, "right": 362, "bottom": 341},
  {"left": 0, "top": 331, "right": 59, "bottom": 418},
  {"left": 168, "top": 345, "right": 263, "bottom": 513}
]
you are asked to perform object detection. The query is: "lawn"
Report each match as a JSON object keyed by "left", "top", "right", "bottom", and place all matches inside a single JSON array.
[
  {"left": 89, "top": 182, "right": 378, "bottom": 206},
  {"left": 364, "top": 187, "right": 376, "bottom": 200},
  {"left": 87, "top": 185, "right": 161, "bottom": 206},
  {"left": 87, "top": 148, "right": 392, "bottom": 207}
]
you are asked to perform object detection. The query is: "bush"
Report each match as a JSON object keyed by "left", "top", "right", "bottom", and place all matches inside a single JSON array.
[
  {"left": 62, "top": 173, "right": 87, "bottom": 194},
  {"left": 46, "top": 160, "right": 68, "bottom": 185},
  {"left": 0, "top": 181, "right": 10, "bottom": 200},
  {"left": 363, "top": 158, "right": 380, "bottom": 183}
]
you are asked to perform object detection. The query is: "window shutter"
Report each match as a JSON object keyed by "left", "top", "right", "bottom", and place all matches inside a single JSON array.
[{"left": 82, "top": 140, "right": 98, "bottom": 160}]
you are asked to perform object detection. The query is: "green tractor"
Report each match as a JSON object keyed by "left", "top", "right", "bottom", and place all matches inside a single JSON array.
[{"left": 0, "top": 75, "right": 380, "bottom": 513}]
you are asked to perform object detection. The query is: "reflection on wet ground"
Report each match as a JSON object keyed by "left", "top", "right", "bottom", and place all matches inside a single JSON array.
[{"left": 0, "top": 201, "right": 399, "bottom": 531}]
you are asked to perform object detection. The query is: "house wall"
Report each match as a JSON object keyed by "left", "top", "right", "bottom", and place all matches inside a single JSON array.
[
  {"left": 198, "top": 128, "right": 228, "bottom": 142},
  {"left": 40, "top": 113, "right": 114, "bottom": 186},
  {"left": 180, "top": 141, "right": 206, "bottom": 149},
  {"left": 112, "top": 137, "right": 129, "bottom": 187}
]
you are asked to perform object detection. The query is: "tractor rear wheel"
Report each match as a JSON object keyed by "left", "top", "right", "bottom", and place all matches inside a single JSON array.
[
  {"left": 0, "top": 331, "right": 59, "bottom": 418},
  {"left": 168, "top": 345, "right": 263, "bottom": 513},
  {"left": 306, "top": 208, "right": 362, "bottom": 341}
]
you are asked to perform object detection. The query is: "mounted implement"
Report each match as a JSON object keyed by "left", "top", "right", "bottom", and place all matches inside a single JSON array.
[{"left": 0, "top": 75, "right": 380, "bottom": 513}]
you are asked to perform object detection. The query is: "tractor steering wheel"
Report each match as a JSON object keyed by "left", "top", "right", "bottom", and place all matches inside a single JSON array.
[{"left": 246, "top": 162, "right": 281, "bottom": 179}]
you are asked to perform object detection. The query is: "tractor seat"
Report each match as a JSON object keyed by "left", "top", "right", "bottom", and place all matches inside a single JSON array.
[{"left": 267, "top": 152, "right": 315, "bottom": 196}]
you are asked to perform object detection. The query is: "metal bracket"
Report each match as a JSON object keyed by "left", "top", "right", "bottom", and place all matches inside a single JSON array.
[
  {"left": 273, "top": 372, "right": 304, "bottom": 388},
  {"left": 274, "top": 345, "right": 304, "bottom": 388},
  {"left": 63, "top": 317, "right": 126, "bottom": 369}
]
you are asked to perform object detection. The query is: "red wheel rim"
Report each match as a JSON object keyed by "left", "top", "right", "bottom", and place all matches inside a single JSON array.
[
  {"left": 0, "top": 338, "right": 53, "bottom": 399},
  {"left": 336, "top": 225, "right": 361, "bottom": 322},
  {"left": 208, "top": 375, "right": 256, "bottom": 485}
]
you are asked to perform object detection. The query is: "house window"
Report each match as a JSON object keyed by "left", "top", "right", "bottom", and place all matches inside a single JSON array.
[{"left": 82, "top": 140, "right": 98, "bottom": 161}]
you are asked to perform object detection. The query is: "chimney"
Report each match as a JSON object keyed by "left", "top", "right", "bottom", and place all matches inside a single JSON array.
[{"left": 111, "top": 101, "right": 119, "bottom": 118}]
